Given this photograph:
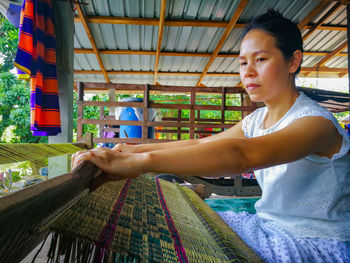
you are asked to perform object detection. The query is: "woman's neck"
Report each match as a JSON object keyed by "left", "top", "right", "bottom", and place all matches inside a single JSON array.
[{"left": 263, "top": 86, "right": 299, "bottom": 129}]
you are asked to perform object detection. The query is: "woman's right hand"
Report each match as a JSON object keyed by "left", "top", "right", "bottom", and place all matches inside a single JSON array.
[{"left": 112, "top": 143, "right": 140, "bottom": 153}]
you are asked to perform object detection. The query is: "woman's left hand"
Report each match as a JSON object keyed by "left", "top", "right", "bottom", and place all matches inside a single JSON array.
[{"left": 71, "top": 147, "right": 146, "bottom": 189}]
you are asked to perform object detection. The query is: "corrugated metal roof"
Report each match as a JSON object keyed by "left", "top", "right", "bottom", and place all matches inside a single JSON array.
[{"left": 73, "top": 0, "right": 349, "bottom": 86}]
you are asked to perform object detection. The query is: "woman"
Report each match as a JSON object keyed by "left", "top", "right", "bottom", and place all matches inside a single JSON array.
[{"left": 72, "top": 10, "right": 350, "bottom": 262}]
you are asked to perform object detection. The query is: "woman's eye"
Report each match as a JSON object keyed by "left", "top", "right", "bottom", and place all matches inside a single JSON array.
[
  {"left": 257, "top": 58, "right": 266, "bottom": 62},
  {"left": 240, "top": 62, "right": 247, "bottom": 66}
]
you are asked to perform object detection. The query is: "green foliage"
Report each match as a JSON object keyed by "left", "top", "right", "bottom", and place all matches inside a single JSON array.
[
  {"left": 0, "top": 72, "right": 47, "bottom": 142},
  {"left": 0, "top": 15, "right": 19, "bottom": 72}
]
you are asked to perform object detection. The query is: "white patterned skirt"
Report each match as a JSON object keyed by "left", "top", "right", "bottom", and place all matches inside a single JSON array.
[{"left": 217, "top": 211, "right": 350, "bottom": 263}]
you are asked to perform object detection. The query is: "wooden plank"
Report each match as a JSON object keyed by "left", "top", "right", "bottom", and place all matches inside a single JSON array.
[
  {"left": 82, "top": 101, "right": 144, "bottom": 107},
  {"left": 196, "top": 0, "right": 248, "bottom": 86},
  {"left": 75, "top": 3, "right": 110, "bottom": 83},
  {"left": 142, "top": 84, "right": 150, "bottom": 140},
  {"left": 154, "top": 0, "right": 167, "bottom": 84},
  {"left": 162, "top": 117, "right": 238, "bottom": 123},
  {"left": 190, "top": 90, "right": 195, "bottom": 139},
  {"left": 82, "top": 119, "right": 143, "bottom": 126},
  {"left": 301, "top": 66, "right": 347, "bottom": 73},
  {"left": 93, "top": 137, "right": 176, "bottom": 144},
  {"left": 77, "top": 102, "right": 83, "bottom": 141}
]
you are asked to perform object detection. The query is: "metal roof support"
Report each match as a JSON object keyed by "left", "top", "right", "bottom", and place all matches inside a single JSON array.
[
  {"left": 196, "top": 0, "right": 249, "bottom": 87},
  {"left": 75, "top": 2, "right": 110, "bottom": 83},
  {"left": 154, "top": 0, "right": 167, "bottom": 85}
]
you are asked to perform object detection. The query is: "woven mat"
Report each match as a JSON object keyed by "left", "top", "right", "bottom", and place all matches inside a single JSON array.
[{"left": 45, "top": 174, "right": 261, "bottom": 263}]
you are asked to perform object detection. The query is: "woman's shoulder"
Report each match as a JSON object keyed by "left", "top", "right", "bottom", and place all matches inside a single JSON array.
[{"left": 241, "top": 107, "right": 267, "bottom": 136}]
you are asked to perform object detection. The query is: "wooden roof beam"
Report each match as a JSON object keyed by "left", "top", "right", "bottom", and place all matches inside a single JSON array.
[
  {"left": 305, "top": 41, "right": 348, "bottom": 77},
  {"left": 75, "top": 3, "right": 110, "bottom": 83},
  {"left": 298, "top": 1, "right": 331, "bottom": 30},
  {"left": 316, "top": 41, "right": 348, "bottom": 67},
  {"left": 196, "top": 0, "right": 249, "bottom": 86},
  {"left": 303, "top": 2, "right": 342, "bottom": 41},
  {"left": 74, "top": 16, "right": 347, "bottom": 31},
  {"left": 74, "top": 67, "right": 346, "bottom": 76},
  {"left": 75, "top": 48, "right": 348, "bottom": 58},
  {"left": 154, "top": 0, "right": 167, "bottom": 85}
]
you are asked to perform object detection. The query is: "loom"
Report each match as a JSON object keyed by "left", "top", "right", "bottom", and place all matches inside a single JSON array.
[{"left": 0, "top": 141, "right": 262, "bottom": 263}]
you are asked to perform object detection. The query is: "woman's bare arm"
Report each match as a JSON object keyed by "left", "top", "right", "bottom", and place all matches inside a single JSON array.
[{"left": 114, "top": 121, "right": 245, "bottom": 153}]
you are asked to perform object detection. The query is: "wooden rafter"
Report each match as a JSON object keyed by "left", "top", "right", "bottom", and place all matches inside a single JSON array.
[
  {"left": 303, "top": 2, "right": 342, "bottom": 41},
  {"left": 298, "top": 1, "right": 330, "bottom": 30},
  {"left": 196, "top": 0, "right": 248, "bottom": 87},
  {"left": 75, "top": 67, "right": 346, "bottom": 76},
  {"left": 305, "top": 41, "right": 348, "bottom": 77},
  {"left": 315, "top": 41, "right": 348, "bottom": 67},
  {"left": 75, "top": 48, "right": 348, "bottom": 58},
  {"left": 75, "top": 2, "right": 110, "bottom": 83},
  {"left": 154, "top": 0, "right": 167, "bottom": 85},
  {"left": 74, "top": 16, "right": 347, "bottom": 31}
]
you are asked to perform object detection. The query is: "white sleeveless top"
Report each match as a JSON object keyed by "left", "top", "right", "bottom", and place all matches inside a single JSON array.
[{"left": 242, "top": 92, "right": 350, "bottom": 241}]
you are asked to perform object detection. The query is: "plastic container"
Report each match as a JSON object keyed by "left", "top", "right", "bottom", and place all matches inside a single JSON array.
[
  {"left": 205, "top": 197, "right": 260, "bottom": 214},
  {"left": 115, "top": 98, "right": 155, "bottom": 139}
]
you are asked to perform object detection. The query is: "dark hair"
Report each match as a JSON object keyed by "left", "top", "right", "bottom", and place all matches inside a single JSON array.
[{"left": 242, "top": 9, "right": 303, "bottom": 74}]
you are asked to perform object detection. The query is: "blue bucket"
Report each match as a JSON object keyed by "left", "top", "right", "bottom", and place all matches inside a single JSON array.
[{"left": 118, "top": 98, "right": 155, "bottom": 139}]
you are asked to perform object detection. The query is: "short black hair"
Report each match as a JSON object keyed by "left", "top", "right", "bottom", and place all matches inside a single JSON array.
[{"left": 242, "top": 9, "right": 303, "bottom": 74}]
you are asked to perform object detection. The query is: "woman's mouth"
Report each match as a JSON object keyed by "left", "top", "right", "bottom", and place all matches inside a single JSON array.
[{"left": 246, "top": 84, "right": 260, "bottom": 92}]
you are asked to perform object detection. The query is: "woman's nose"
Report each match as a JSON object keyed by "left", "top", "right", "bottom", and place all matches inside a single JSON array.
[{"left": 243, "top": 63, "right": 256, "bottom": 78}]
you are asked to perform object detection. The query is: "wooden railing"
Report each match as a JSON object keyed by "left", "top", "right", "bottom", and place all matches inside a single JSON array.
[{"left": 77, "top": 82, "right": 257, "bottom": 145}]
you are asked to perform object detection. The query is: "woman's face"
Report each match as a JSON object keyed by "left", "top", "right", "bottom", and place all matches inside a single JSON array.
[{"left": 239, "top": 29, "right": 294, "bottom": 103}]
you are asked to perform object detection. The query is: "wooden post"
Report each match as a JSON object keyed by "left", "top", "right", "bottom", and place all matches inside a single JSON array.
[
  {"left": 241, "top": 93, "right": 251, "bottom": 119},
  {"left": 221, "top": 87, "right": 226, "bottom": 132},
  {"left": 177, "top": 109, "right": 181, "bottom": 140},
  {"left": 99, "top": 105, "right": 104, "bottom": 138},
  {"left": 77, "top": 82, "right": 84, "bottom": 141},
  {"left": 142, "top": 84, "right": 150, "bottom": 141},
  {"left": 49, "top": 0, "right": 74, "bottom": 144},
  {"left": 190, "top": 90, "right": 196, "bottom": 139}
]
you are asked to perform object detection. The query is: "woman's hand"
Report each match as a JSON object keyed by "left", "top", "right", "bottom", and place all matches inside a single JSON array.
[
  {"left": 112, "top": 143, "right": 140, "bottom": 153},
  {"left": 71, "top": 147, "right": 147, "bottom": 189}
]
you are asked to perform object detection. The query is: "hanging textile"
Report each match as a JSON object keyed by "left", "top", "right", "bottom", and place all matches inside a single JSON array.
[{"left": 14, "top": 0, "right": 61, "bottom": 136}]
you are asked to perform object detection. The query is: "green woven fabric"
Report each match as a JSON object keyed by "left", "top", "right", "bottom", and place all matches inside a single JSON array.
[{"left": 46, "top": 175, "right": 262, "bottom": 263}]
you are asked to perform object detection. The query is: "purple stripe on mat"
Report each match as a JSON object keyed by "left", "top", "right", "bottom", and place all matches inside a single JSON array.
[
  {"left": 155, "top": 177, "right": 188, "bottom": 263},
  {"left": 96, "top": 178, "right": 132, "bottom": 260}
]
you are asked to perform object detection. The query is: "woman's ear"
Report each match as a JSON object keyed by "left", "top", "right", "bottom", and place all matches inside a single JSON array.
[{"left": 289, "top": 50, "right": 303, "bottom": 74}]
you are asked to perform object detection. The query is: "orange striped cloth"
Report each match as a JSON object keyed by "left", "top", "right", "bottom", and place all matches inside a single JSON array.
[{"left": 14, "top": 0, "right": 61, "bottom": 136}]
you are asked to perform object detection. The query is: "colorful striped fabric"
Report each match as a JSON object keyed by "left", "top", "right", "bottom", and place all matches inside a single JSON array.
[{"left": 14, "top": 0, "right": 61, "bottom": 136}]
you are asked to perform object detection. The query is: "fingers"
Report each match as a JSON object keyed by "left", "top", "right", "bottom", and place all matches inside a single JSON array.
[
  {"left": 71, "top": 148, "right": 108, "bottom": 170},
  {"left": 112, "top": 143, "right": 126, "bottom": 152}
]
